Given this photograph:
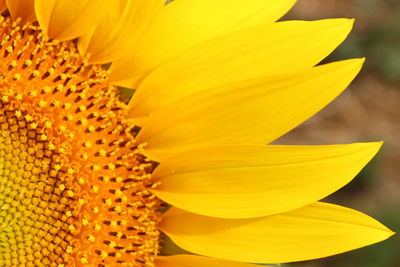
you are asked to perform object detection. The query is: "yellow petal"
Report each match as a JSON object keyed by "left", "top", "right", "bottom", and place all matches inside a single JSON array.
[
  {"left": 137, "top": 59, "right": 364, "bottom": 160},
  {"left": 78, "top": 0, "right": 165, "bottom": 64},
  {"left": 156, "top": 255, "right": 263, "bottom": 267},
  {"left": 153, "top": 142, "right": 381, "bottom": 219},
  {"left": 35, "top": 0, "right": 110, "bottom": 41},
  {"left": 6, "top": 0, "right": 35, "bottom": 22},
  {"left": 109, "top": 0, "right": 297, "bottom": 87},
  {"left": 128, "top": 19, "right": 354, "bottom": 118},
  {"left": 160, "top": 203, "right": 394, "bottom": 264},
  {"left": 0, "top": 0, "right": 7, "bottom": 13}
]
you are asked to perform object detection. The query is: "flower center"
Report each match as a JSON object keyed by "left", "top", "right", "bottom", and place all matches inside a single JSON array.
[{"left": 0, "top": 16, "right": 160, "bottom": 266}]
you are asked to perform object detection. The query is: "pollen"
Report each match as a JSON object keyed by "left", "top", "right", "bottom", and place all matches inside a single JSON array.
[{"left": 0, "top": 16, "right": 160, "bottom": 266}]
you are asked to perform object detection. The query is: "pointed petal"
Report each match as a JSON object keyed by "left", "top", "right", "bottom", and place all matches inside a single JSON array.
[
  {"left": 138, "top": 59, "right": 364, "bottom": 160},
  {"left": 156, "top": 255, "right": 263, "bottom": 267},
  {"left": 6, "top": 0, "right": 35, "bottom": 22},
  {"left": 109, "top": 0, "right": 297, "bottom": 87},
  {"left": 160, "top": 203, "right": 394, "bottom": 264},
  {"left": 78, "top": 0, "right": 165, "bottom": 64},
  {"left": 35, "top": 0, "right": 110, "bottom": 41},
  {"left": 153, "top": 142, "right": 381, "bottom": 219},
  {"left": 128, "top": 19, "right": 354, "bottom": 118}
]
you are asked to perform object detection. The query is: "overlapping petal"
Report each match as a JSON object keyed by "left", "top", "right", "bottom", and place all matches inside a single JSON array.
[
  {"left": 153, "top": 142, "right": 381, "bottom": 219},
  {"left": 156, "top": 255, "right": 265, "bottom": 267},
  {"left": 128, "top": 19, "right": 354, "bottom": 118},
  {"left": 109, "top": 0, "right": 297, "bottom": 87},
  {"left": 160, "top": 203, "right": 394, "bottom": 264},
  {"left": 78, "top": 0, "right": 165, "bottom": 63},
  {"left": 35, "top": 0, "right": 110, "bottom": 41},
  {"left": 6, "top": 0, "right": 35, "bottom": 22},
  {"left": 138, "top": 59, "right": 363, "bottom": 160}
]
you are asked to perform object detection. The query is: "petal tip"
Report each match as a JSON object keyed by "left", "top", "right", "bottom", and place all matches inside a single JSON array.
[
  {"left": 367, "top": 141, "right": 384, "bottom": 153},
  {"left": 336, "top": 17, "right": 355, "bottom": 34},
  {"left": 379, "top": 227, "right": 396, "bottom": 243},
  {"left": 349, "top": 57, "right": 366, "bottom": 71},
  {"left": 358, "top": 57, "right": 366, "bottom": 64}
]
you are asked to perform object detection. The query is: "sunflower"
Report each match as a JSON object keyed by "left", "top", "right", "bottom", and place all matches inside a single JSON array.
[{"left": 0, "top": 0, "right": 394, "bottom": 266}]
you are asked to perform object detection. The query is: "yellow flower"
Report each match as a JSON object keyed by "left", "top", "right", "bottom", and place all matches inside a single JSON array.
[{"left": 0, "top": 0, "right": 394, "bottom": 266}]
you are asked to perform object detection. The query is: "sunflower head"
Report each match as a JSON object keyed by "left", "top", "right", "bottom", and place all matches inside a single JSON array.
[{"left": 0, "top": 1, "right": 394, "bottom": 267}]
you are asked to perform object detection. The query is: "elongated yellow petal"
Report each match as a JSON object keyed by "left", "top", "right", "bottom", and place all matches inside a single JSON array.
[
  {"left": 78, "top": 0, "right": 164, "bottom": 63},
  {"left": 35, "top": 0, "right": 110, "bottom": 41},
  {"left": 109, "top": 0, "right": 297, "bottom": 87},
  {"left": 156, "top": 255, "right": 263, "bottom": 267},
  {"left": 153, "top": 143, "right": 381, "bottom": 219},
  {"left": 128, "top": 19, "right": 354, "bottom": 118},
  {"left": 160, "top": 203, "right": 394, "bottom": 264},
  {"left": 138, "top": 59, "right": 363, "bottom": 160},
  {"left": 6, "top": 0, "right": 35, "bottom": 22}
]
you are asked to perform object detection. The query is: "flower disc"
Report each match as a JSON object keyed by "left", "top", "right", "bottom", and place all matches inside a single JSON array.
[{"left": 0, "top": 16, "right": 160, "bottom": 267}]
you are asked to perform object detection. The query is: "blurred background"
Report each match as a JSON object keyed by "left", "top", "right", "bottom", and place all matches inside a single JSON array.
[{"left": 278, "top": 0, "right": 400, "bottom": 266}]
